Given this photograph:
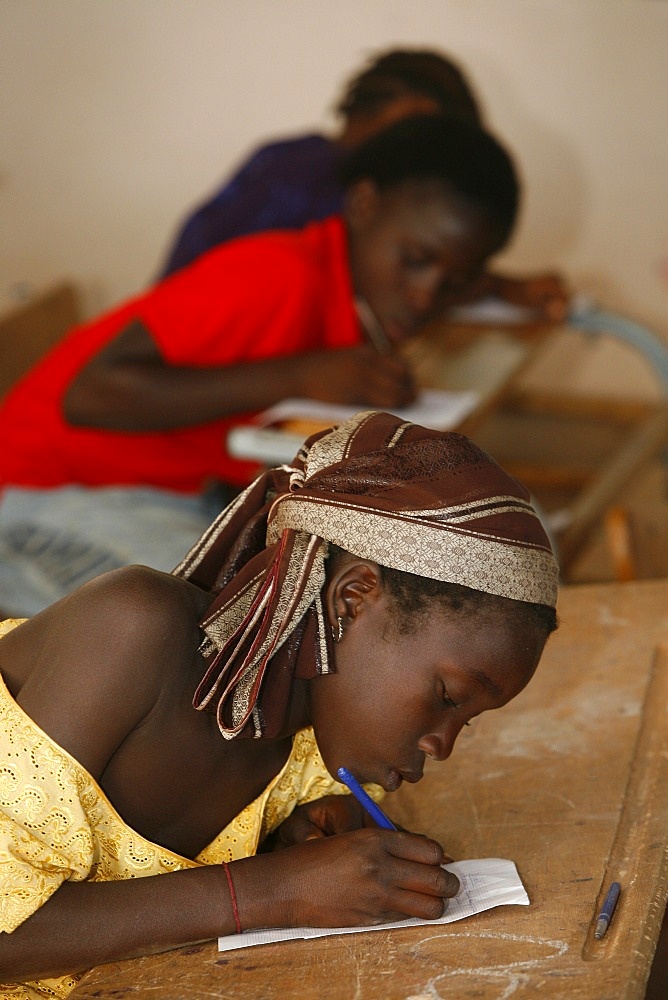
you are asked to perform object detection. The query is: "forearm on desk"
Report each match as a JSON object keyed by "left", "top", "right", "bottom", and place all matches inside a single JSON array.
[
  {"left": 0, "top": 865, "right": 233, "bottom": 982},
  {"left": 65, "top": 345, "right": 415, "bottom": 432},
  {"left": 63, "top": 352, "right": 322, "bottom": 432}
]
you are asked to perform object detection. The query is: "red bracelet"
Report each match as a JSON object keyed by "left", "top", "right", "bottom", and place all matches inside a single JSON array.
[{"left": 222, "top": 861, "right": 242, "bottom": 934}]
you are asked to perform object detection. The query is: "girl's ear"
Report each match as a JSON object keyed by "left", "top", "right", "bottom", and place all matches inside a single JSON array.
[
  {"left": 325, "top": 558, "right": 383, "bottom": 629},
  {"left": 344, "top": 179, "right": 381, "bottom": 232}
]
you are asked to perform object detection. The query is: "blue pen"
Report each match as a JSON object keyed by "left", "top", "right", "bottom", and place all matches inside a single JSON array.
[
  {"left": 594, "top": 881, "right": 621, "bottom": 939},
  {"left": 337, "top": 766, "right": 397, "bottom": 831}
]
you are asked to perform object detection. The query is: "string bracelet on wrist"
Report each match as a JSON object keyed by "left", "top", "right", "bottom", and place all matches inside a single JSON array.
[{"left": 222, "top": 861, "right": 242, "bottom": 934}]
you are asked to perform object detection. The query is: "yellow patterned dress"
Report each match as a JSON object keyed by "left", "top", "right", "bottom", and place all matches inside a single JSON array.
[{"left": 0, "top": 618, "right": 359, "bottom": 999}]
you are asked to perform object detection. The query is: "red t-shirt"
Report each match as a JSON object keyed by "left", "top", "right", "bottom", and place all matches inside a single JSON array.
[{"left": 0, "top": 217, "right": 362, "bottom": 491}]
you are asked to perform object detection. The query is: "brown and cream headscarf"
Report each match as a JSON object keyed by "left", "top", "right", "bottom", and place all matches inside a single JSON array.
[{"left": 174, "top": 411, "right": 558, "bottom": 741}]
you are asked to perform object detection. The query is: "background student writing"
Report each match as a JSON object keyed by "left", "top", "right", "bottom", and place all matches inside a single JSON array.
[
  {"left": 0, "top": 115, "right": 521, "bottom": 617},
  {"left": 160, "top": 47, "right": 568, "bottom": 321}
]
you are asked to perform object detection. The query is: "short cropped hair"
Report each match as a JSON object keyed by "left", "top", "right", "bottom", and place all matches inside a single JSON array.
[
  {"left": 381, "top": 566, "right": 559, "bottom": 639},
  {"left": 336, "top": 48, "right": 483, "bottom": 126},
  {"left": 338, "top": 114, "right": 520, "bottom": 248}
]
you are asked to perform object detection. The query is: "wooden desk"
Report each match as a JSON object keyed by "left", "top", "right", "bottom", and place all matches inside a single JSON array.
[
  {"left": 403, "top": 320, "right": 668, "bottom": 580},
  {"left": 70, "top": 579, "right": 668, "bottom": 999}
]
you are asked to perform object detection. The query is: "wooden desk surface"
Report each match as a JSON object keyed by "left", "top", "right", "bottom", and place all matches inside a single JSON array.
[{"left": 70, "top": 579, "right": 668, "bottom": 1000}]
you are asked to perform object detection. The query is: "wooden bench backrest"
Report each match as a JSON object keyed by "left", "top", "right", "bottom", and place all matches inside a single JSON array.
[{"left": 0, "top": 283, "right": 80, "bottom": 399}]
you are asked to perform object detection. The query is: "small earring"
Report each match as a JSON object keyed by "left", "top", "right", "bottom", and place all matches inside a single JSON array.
[{"left": 331, "top": 616, "right": 344, "bottom": 643}]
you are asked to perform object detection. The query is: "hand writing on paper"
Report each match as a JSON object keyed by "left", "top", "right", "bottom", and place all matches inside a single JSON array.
[
  {"left": 218, "top": 859, "right": 529, "bottom": 952},
  {"left": 489, "top": 271, "right": 570, "bottom": 323},
  {"left": 293, "top": 346, "right": 416, "bottom": 409},
  {"left": 239, "top": 827, "right": 460, "bottom": 928}
]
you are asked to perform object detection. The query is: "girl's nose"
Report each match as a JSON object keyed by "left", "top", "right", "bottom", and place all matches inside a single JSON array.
[
  {"left": 417, "top": 726, "right": 459, "bottom": 762},
  {"left": 407, "top": 274, "right": 442, "bottom": 318}
]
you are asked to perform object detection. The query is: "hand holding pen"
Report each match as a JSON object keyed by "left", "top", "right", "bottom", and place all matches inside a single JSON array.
[
  {"left": 353, "top": 295, "right": 417, "bottom": 404},
  {"left": 355, "top": 297, "right": 396, "bottom": 356},
  {"left": 336, "top": 767, "right": 456, "bottom": 864},
  {"left": 291, "top": 345, "right": 415, "bottom": 409},
  {"left": 252, "top": 770, "right": 458, "bottom": 927}
]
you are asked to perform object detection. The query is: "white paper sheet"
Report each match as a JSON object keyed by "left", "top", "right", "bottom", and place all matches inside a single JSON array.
[
  {"left": 257, "top": 389, "right": 480, "bottom": 432},
  {"left": 218, "top": 857, "right": 529, "bottom": 952}
]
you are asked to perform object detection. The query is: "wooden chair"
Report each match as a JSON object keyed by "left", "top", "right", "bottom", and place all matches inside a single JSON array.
[{"left": 0, "top": 283, "right": 80, "bottom": 399}]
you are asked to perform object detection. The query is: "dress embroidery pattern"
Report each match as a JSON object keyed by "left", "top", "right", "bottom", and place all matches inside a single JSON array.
[{"left": 0, "top": 620, "right": 367, "bottom": 998}]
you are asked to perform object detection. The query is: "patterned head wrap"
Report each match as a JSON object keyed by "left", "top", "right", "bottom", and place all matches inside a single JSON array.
[{"left": 174, "top": 411, "right": 558, "bottom": 740}]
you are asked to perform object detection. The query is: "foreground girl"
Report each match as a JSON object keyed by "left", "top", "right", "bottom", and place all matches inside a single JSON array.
[{"left": 0, "top": 411, "right": 558, "bottom": 997}]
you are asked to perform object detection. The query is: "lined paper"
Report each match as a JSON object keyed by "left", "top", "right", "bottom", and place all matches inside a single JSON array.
[{"left": 218, "top": 857, "right": 529, "bottom": 952}]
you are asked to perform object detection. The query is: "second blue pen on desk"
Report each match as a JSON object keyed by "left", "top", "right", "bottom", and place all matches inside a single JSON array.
[
  {"left": 594, "top": 881, "right": 621, "bottom": 940},
  {"left": 337, "top": 766, "right": 398, "bottom": 830}
]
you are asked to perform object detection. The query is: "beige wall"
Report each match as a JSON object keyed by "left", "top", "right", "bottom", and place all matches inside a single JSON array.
[{"left": 1, "top": 0, "right": 667, "bottom": 395}]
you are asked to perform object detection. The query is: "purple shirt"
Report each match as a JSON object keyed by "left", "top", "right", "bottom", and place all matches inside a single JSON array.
[{"left": 160, "top": 134, "right": 344, "bottom": 277}]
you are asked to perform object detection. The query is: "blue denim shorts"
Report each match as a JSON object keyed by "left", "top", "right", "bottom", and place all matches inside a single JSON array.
[{"left": 0, "top": 485, "right": 229, "bottom": 618}]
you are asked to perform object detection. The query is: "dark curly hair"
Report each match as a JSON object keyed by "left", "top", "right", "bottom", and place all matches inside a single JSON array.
[
  {"left": 380, "top": 565, "right": 558, "bottom": 639},
  {"left": 338, "top": 113, "right": 519, "bottom": 252},
  {"left": 337, "top": 48, "right": 483, "bottom": 126}
]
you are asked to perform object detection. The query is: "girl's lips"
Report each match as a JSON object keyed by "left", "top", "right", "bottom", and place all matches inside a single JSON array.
[
  {"left": 384, "top": 767, "right": 424, "bottom": 792},
  {"left": 385, "top": 768, "right": 403, "bottom": 792}
]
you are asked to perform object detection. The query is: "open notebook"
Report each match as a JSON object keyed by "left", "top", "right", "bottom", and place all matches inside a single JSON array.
[
  {"left": 227, "top": 389, "right": 480, "bottom": 467},
  {"left": 257, "top": 390, "right": 480, "bottom": 433},
  {"left": 218, "top": 857, "right": 529, "bottom": 952}
]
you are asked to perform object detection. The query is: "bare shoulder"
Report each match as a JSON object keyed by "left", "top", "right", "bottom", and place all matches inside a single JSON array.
[{"left": 0, "top": 566, "right": 212, "bottom": 776}]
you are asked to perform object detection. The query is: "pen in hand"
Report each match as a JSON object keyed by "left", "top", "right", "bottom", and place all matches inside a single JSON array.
[
  {"left": 355, "top": 297, "right": 394, "bottom": 356},
  {"left": 338, "top": 766, "right": 460, "bottom": 908},
  {"left": 337, "top": 766, "right": 398, "bottom": 831}
]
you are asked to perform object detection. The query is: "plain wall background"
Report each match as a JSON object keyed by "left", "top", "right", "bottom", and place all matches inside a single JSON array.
[{"left": 1, "top": 0, "right": 667, "bottom": 395}]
